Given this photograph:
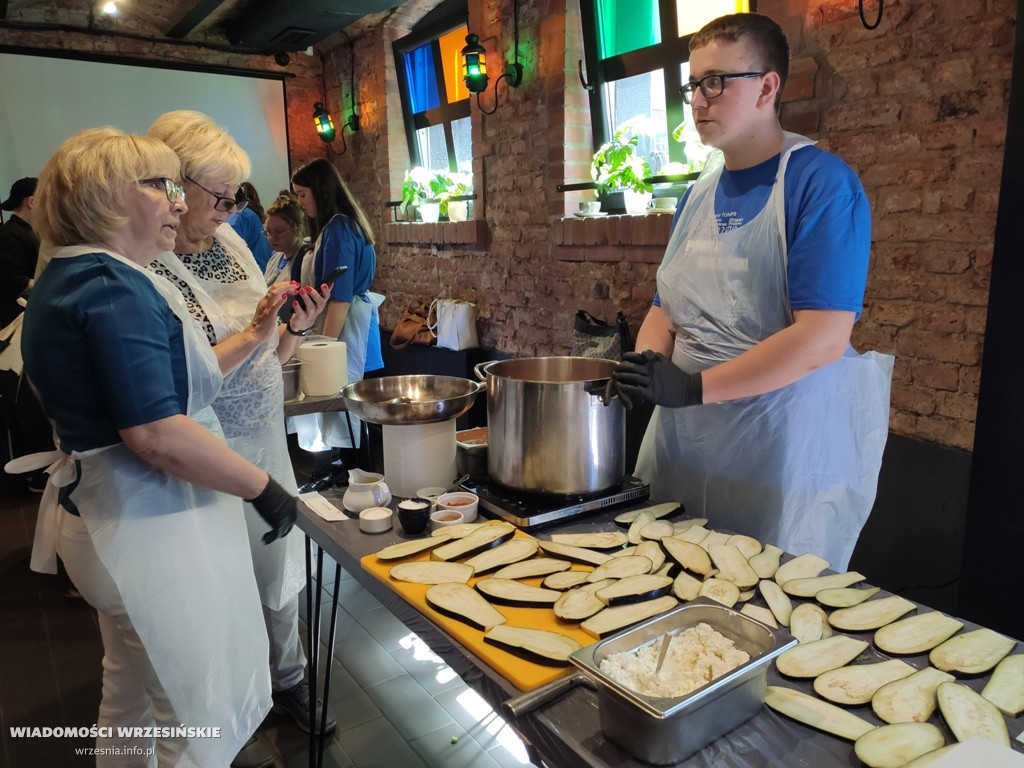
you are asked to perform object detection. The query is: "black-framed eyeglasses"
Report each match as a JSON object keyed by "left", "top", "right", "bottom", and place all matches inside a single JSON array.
[
  {"left": 138, "top": 177, "right": 186, "bottom": 204},
  {"left": 184, "top": 175, "right": 248, "bottom": 213},
  {"left": 679, "top": 72, "right": 765, "bottom": 105}
]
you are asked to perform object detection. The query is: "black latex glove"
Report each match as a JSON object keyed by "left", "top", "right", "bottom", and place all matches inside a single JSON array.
[
  {"left": 246, "top": 476, "right": 297, "bottom": 544},
  {"left": 605, "top": 350, "right": 703, "bottom": 409}
]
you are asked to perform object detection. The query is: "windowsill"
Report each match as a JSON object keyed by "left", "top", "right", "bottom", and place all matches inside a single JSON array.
[
  {"left": 384, "top": 219, "right": 488, "bottom": 246},
  {"left": 552, "top": 212, "right": 672, "bottom": 263}
]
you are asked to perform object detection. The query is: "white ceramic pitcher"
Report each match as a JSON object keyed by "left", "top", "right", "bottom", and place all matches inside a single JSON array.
[{"left": 343, "top": 469, "right": 391, "bottom": 513}]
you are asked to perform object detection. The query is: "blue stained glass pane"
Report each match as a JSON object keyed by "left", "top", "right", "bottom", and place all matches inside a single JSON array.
[{"left": 404, "top": 43, "right": 440, "bottom": 114}]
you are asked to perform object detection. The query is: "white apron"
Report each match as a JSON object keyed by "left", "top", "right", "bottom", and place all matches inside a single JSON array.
[
  {"left": 635, "top": 134, "right": 893, "bottom": 569},
  {"left": 152, "top": 225, "right": 304, "bottom": 610},
  {"left": 292, "top": 217, "right": 384, "bottom": 450},
  {"left": 24, "top": 245, "right": 270, "bottom": 767}
]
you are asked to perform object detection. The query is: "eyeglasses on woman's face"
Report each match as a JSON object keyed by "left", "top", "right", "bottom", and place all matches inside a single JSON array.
[
  {"left": 185, "top": 175, "right": 248, "bottom": 213},
  {"left": 679, "top": 72, "right": 765, "bottom": 105},
  {"left": 138, "top": 177, "right": 186, "bottom": 204}
]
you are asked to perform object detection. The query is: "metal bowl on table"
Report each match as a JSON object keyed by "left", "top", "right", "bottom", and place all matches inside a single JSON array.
[{"left": 340, "top": 375, "right": 483, "bottom": 425}]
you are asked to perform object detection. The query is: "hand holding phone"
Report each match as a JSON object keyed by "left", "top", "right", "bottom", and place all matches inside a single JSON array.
[{"left": 281, "top": 266, "right": 347, "bottom": 320}]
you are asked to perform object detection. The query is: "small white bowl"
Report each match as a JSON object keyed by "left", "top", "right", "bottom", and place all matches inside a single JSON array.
[
  {"left": 436, "top": 491, "right": 478, "bottom": 523},
  {"left": 430, "top": 509, "right": 466, "bottom": 529},
  {"left": 358, "top": 506, "right": 393, "bottom": 534},
  {"left": 416, "top": 486, "right": 447, "bottom": 504}
]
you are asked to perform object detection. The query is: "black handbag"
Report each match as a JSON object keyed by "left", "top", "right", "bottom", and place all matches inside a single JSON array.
[{"left": 572, "top": 310, "right": 631, "bottom": 361}]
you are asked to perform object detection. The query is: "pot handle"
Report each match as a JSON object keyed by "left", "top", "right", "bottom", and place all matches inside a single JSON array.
[
  {"left": 501, "top": 671, "right": 594, "bottom": 719},
  {"left": 473, "top": 361, "right": 494, "bottom": 382}
]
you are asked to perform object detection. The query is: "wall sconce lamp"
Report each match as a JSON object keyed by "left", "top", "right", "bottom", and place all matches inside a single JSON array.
[
  {"left": 314, "top": 31, "right": 362, "bottom": 155},
  {"left": 461, "top": 0, "right": 523, "bottom": 115},
  {"left": 313, "top": 102, "right": 336, "bottom": 143}
]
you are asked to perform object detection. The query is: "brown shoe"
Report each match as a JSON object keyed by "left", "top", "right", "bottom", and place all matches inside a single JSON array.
[{"left": 231, "top": 735, "right": 275, "bottom": 768}]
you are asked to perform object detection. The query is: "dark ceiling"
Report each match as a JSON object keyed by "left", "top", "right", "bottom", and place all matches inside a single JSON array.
[{"left": 0, "top": 0, "right": 410, "bottom": 54}]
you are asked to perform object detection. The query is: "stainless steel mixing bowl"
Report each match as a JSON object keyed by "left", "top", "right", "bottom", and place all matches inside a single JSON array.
[{"left": 340, "top": 375, "right": 483, "bottom": 425}]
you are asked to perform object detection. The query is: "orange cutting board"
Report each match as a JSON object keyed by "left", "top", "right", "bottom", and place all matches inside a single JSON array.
[{"left": 360, "top": 526, "right": 598, "bottom": 691}]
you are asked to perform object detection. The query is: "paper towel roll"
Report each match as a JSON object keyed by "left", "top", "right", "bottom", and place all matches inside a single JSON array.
[
  {"left": 382, "top": 421, "right": 457, "bottom": 499},
  {"left": 295, "top": 340, "right": 347, "bottom": 396}
]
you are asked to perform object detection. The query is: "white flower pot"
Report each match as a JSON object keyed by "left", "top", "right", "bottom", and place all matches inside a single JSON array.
[
  {"left": 623, "top": 189, "right": 652, "bottom": 215},
  {"left": 419, "top": 202, "right": 440, "bottom": 222},
  {"left": 448, "top": 201, "right": 468, "bottom": 222}
]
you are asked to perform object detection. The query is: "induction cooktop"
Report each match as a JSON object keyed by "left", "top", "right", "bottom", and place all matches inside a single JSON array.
[{"left": 459, "top": 475, "right": 650, "bottom": 531}]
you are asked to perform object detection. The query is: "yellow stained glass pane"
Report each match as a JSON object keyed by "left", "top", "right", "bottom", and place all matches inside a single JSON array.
[
  {"left": 677, "top": 0, "right": 749, "bottom": 38},
  {"left": 439, "top": 25, "right": 470, "bottom": 103}
]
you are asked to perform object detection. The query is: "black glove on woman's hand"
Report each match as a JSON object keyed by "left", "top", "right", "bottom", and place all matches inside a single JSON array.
[
  {"left": 606, "top": 350, "right": 703, "bottom": 409},
  {"left": 246, "top": 476, "right": 298, "bottom": 544}
]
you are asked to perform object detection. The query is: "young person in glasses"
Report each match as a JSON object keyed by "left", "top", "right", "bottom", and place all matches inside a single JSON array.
[
  {"left": 146, "top": 111, "right": 337, "bottom": 758},
  {"left": 608, "top": 13, "right": 893, "bottom": 570}
]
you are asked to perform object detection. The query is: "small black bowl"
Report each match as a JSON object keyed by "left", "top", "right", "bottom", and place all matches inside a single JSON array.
[{"left": 397, "top": 499, "right": 432, "bottom": 535}]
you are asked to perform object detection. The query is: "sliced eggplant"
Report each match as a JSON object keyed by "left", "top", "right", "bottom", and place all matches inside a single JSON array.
[
  {"left": 653, "top": 562, "right": 674, "bottom": 578},
  {"left": 661, "top": 537, "right": 713, "bottom": 576},
  {"left": 759, "top": 579, "right": 793, "bottom": 627},
  {"left": 981, "top": 654, "right": 1024, "bottom": 716},
  {"left": 727, "top": 534, "right": 763, "bottom": 559},
  {"left": 538, "top": 540, "right": 612, "bottom": 566},
  {"left": 672, "top": 517, "right": 708, "bottom": 535},
  {"left": 871, "top": 667, "right": 955, "bottom": 724},
  {"left": 672, "top": 570, "right": 702, "bottom": 602},
  {"left": 431, "top": 522, "right": 485, "bottom": 538},
  {"left": 936, "top": 681, "right": 1010, "bottom": 746},
  {"left": 816, "top": 586, "right": 880, "bottom": 608},
  {"left": 677, "top": 525, "right": 710, "bottom": 544},
  {"left": 828, "top": 595, "right": 916, "bottom": 632},
  {"left": 585, "top": 555, "right": 653, "bottom": 583},
  {"left": 697, "top": 577, "right": 740, "bottom": 607},
  {"left": 608, "top": 545, "right": 638, "bottom": 558},
  {"left": 580, "top": 595, "right": 678, "bottom": 639},
  {"left": 873, "top": 611, "right": 964, "bottom": 656},
  {"left": 389, "top": 561, "right": 474, "bottom": 585},
  {"left": 929, "top": 627, "right": 1016, "bottom": 675},
  {"left": 595, "top": 574, "right": 673, "bottom": 606},
  {"left": 493, "top": 557, "right": 572, "bottom": 581},
  {"left": 375, "top": 536, "right": 452, "bottom": 560},
  {"left": 853, "top": 722, "right": 946, "bottom": 768},
  {"left": 634, "top": 540, "right": 666, "bottom": 573},
  {"left": 748, "top": 544, "right": 784, "bottom": 579},
  {"left": 626, "top": 510, "right": 655, "bottom": 544},
  {"left": 814, "top": 659, "right": 917, "bottom": 706},
  {"left": 764, "top": 685, "right": 875, "bottom": 741},
  {"left": 613, "top": 502, "right": 680, "bottom": 525},
  {"left": 431, "top": 522, "right": 516, "bottom": 562},
  {"left": 548, "top": 531, "right": 628, "bottom": 549},
  {"left": 740, "top": 603, "right": 778, "bottom": 628},
  {"left": 698, "top": 530, "right": 732, "bottom": 552},
  {"left": 465, "top": 537, "right": 539, "bottom": 575},
  {"left": 782, "top": 571, "right": 866, "bottom": 598},
  {"left": 553, "top": 578, "right": 616, "bottom": 621},
  {"left": 708, "top": 544, "right": 759, "bottom": 589},
  {"left": 775, "top": 635, "right": 869, "bottom": 678},
  {"left": 899, "top": 745, "right": 958, "bottom": 768},
  {"left": 543, "top": 570, "right": 591, "bottom": 591},
  {"left": 475, "top": 578, "right": 561, "bottom": 607},
  {"left": 483, "top": 624, "right": 583, "bottom": 666},
  {"left": 737, "top": 588, "right": 756, "bottom": 603},
  {"left": 639, "top": 519, "right": 675, "bottom": 541},
  {"left": 774, "top": 553, "right": 830, "bottom": 586},
  {"left": 425, "top": 582, "right": 507, "bottom": 631},
  {"left": 789, "top": 602, "right": 833, "bottom": 643}
]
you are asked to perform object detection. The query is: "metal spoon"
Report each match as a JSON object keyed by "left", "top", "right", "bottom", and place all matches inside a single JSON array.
[{"left": 654, "top": 633, "right": 672, "bottom": 674}]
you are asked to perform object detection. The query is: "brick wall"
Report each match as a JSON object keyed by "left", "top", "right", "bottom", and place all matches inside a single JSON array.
[{"left": 3, "top": 0, "right": 1013, "bottom": 452}]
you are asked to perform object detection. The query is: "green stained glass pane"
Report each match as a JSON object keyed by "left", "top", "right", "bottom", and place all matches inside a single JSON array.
[{"left": 596, "top": 0, "right": 660, "bottom": 59}]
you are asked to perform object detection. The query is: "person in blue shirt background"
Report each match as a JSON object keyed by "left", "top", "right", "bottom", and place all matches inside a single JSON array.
[{"left": 228, "top": 181, "right": 273, "bottom": 271}]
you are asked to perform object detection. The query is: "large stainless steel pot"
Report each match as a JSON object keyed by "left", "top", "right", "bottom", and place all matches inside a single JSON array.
[{"left": 475, "top": 356, "right": 624, "bottom": 495}]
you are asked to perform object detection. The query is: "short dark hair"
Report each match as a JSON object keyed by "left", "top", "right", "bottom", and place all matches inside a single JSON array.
[{"left": 690, "top": 13, "right": 790, "bottom": 108}]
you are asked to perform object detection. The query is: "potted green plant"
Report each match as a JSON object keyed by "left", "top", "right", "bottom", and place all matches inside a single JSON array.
[
  {"left": 591, "top": 116, "right": 654, "bottom": 214},
  {"left": 401, "top": 167, "right": 473, "bottom": 222},
  {"left": 435, "top": 170, "right": 472, "bottom": 221}
]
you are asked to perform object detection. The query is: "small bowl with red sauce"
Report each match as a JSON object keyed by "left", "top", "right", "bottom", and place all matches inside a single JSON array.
[{"left": 435, "top": 491, "right": 479, "bottom": 523}]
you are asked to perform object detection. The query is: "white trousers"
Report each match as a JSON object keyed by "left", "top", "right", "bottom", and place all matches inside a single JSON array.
[
  {"left": 58, "top": 513, "right": 197, "bottom": 768},
  {"left": 265, "top": 595, "right": 306, "bottom": 692}
]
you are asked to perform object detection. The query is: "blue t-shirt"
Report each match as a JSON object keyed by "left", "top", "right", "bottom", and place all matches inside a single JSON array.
[
  {"left": 228, "top": 207, "right": 273, "bottom": 271},
  {"left": 313, "top": 215, "right": 383, "bottom": 373},
  {"left": 654, "top": 146, "right": 870, "bottom": 320},
  {"left": 22, "top": 253, "right": 188, "bottom": 452}
]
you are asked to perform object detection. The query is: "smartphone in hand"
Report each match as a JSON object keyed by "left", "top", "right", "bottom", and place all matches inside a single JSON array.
[{"left": 281, "top": 266, "right": 348, "bottom": 320}]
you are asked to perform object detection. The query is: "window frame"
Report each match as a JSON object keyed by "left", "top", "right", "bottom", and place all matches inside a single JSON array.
[
  {"left": 392, "top": 11, "right": 471, "bottom": 174},
  {"left": 579, "top": 0, "right": 755, "bottom": 167}
]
